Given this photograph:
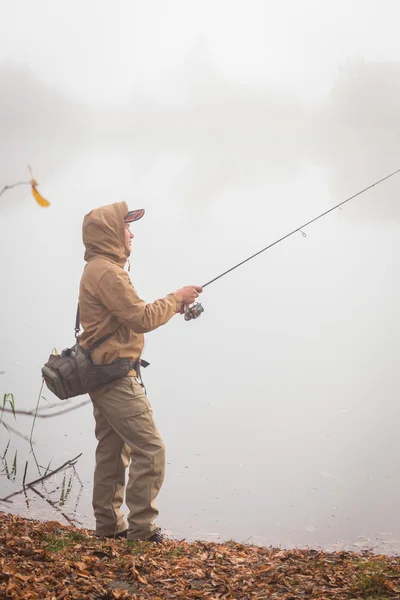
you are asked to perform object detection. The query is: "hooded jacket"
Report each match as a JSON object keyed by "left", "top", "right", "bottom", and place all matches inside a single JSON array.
[{"left": 78, "top": 201, "right": 181, "bottom": 369}]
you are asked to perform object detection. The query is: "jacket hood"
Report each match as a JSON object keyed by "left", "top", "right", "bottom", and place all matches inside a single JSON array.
[{"left": 82, "top": 201, "right": 129, "bottom": 265}]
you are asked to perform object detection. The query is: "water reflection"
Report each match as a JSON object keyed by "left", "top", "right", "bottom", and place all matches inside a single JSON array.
[
  {"left": 0, "top": 433, "right": 84, "bottom": 526},
  {"left": 1, "top": 440, "right": 17, "bottom": 482}
]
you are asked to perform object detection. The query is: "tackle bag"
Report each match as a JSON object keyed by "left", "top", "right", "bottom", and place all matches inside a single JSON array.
[{"left": 41, "top": 304, "right": 133, "bottom": 400}]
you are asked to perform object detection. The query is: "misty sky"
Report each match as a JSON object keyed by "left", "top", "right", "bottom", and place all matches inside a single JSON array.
[
  {"left": 1, "top": 1, "right": 400, "bottom": 550},
  {"left": 1, "top": 0, "right": 400, "bottom": 218},
  {"left": 1, "top": 0, "right": 400, "bottom": 103}
]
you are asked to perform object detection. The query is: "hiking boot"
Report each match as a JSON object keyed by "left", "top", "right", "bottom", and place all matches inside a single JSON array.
[
  {"left": 128, "top": 531, "right": 165, "bottom": 544},
  {"left": 147, "top": 531, "right": 164, "bottom": 543}
]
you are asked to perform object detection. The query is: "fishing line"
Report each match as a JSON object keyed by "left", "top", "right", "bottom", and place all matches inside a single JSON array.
[
  {"left": 202, "top": 168, "right": 400, "bottom": 288},
  {"left": 183, "top": 168, "right": 400, "bottom": 321}
]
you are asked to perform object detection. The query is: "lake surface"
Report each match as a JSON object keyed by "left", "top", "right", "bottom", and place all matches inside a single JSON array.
[{"left": 1, "top": 144, "right": 400, "bottom": 554}]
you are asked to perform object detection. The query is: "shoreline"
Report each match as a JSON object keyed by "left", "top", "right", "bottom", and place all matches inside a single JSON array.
[{"left": 1, "top": 511, "right": 400, "bottom": 599}]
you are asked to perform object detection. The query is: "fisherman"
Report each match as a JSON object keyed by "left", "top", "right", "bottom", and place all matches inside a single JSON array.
[{"left": 78, "top": 201, "right": 202, "bottom": 542}]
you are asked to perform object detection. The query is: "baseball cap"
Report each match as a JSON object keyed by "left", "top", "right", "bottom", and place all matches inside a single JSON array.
[{"left": 124, "top": 209, "right": 145, "bottom": 223}]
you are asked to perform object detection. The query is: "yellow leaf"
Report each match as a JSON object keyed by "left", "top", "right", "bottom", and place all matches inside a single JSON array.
[{"left": 32, "top": 185, "right": 50, "bottom": 207}]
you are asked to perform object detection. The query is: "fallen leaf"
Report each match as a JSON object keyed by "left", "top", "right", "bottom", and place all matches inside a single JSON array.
[{"left": 74, "top": 561, "right": 88, "bottom": 571}]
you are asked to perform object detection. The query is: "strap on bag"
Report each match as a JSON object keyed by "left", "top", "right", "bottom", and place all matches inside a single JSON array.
[
  {"left": 74, "top": 304, "right": 151, "bottom": 371},
  {"left": 74, "top": 303, "right": 122, "bottom": 352},
  {"left": 74, "top": 304, "right": 80, "bottom": 338}
]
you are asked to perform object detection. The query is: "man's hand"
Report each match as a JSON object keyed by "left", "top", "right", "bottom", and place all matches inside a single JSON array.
[{"left": 175, "top": 286, "right": 203, "bottom": 312}]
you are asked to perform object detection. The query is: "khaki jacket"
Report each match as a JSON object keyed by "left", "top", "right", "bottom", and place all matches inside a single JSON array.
[{"left": 78, "top": 201, "right": 181, "bottom": 371}]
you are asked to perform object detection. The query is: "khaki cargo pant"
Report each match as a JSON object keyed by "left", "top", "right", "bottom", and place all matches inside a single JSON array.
[{"left": 89, "top": 376, "right": 165, "bottom": 540}]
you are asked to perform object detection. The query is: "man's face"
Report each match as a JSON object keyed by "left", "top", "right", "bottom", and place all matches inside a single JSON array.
[{"left": 124, "top": 223, "right": 134, "bottom": 254}]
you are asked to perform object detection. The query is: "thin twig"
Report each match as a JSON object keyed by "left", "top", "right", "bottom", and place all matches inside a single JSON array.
[
  {"left": 29, "top": 485, "right": 79, "bottom": 525},
  {"left": 0, "top": 181, "right": 31, "bottom": 197},
  {"left": 2, "top": 439, "right": 10, "bottom": 461},
  {"left": 71, "top": 465, "right": 84, "bottom": 518},
  {"left": 1, "top": 399, "right": 91, "bottom": 418},
  {"left": 1, "top": 421, "right": 33, "bottom": 443},
  {"left": 23, "top": 486, "right": 30, "bottom": 509},
  {"left": 35, "top": 399, "right": 82, "bottom": 412},
  {"left": 0, "top": 453, "right": 82, "bottom": 503},
  {"left": 26, "top": 453, "right": 82, "bottom": 487},
  {"left": 22, "top": 461, "right": 28, "bottom": 486},
  {"left": 30, "top": 445, "right": 47, "bottom": 480},
  {"left": 30, "top": 380, "right": 44, "bottom": 447}
]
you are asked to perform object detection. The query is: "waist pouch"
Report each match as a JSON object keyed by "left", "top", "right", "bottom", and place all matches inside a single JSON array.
[
  {"left": 42, "top": 344, "right": 134, "bottom": 400},
  {"left": 41, "top": 303, "right": 146, "bottom": 400}
]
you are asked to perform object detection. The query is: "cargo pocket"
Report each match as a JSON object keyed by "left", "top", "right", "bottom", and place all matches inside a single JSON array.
[
  {"left": 118, "top": 377, "right": 151, "bottom": 418},
  {"left": 116, "top": 379, "right": 160, "bottom": 448}
]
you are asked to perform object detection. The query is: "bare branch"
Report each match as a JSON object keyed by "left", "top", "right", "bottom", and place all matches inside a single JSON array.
[
  {"left": 0, "top": 453, "right": 82, "bottom": 503},
  {"left": 25, "top": 453, "right": 82, "bottom": 487},
  {"left": 1, "top": 399, "right": 90, "bottom": 418},
  {"left": 1, "top": 421, "right": 33, "bottom": 443},
  {"left": 0, "top": 181, "right": 31, "bottom": 198}
]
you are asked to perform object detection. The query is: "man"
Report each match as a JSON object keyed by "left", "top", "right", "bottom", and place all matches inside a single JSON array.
[{"left": 78, "top": 201, "right": 202, "bottom": 542}]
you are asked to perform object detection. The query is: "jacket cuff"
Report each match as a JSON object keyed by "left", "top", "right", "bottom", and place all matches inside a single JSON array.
[{"left": 170, "top": 293, "right": 183, "bottom": 313}]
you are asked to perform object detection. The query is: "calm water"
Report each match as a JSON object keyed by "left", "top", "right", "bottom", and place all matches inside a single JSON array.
[{"left": 1, "top": 144, "right": 400, "bottom": 554}]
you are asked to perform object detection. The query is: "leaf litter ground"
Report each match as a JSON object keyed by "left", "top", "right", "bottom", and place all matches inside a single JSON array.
[{"left": 1, "top": 512, "right": 399, "bottom": 599}]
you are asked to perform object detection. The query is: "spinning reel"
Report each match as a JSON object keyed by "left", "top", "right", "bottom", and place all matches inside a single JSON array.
[{"left": 183, "top": 302, "right": 204, "bottom": 321}]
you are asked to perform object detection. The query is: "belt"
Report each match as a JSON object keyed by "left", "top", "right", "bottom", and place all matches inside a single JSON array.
[{"left": 131, "top": 358, "right": 150, "bottom": 390}]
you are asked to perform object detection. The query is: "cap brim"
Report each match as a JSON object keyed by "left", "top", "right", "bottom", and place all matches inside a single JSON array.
[{"left": 124, "top": 209, "right": 145, "bottom": 223}]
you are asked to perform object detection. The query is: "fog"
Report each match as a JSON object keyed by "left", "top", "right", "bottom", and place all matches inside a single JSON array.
[{"left": 1, "top": 0, "right": 400, "bottom": 552}]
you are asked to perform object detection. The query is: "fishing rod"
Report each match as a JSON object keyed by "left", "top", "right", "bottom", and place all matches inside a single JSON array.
[{"left": 184, "top": 167, "right": 400, "bottom": 321}]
